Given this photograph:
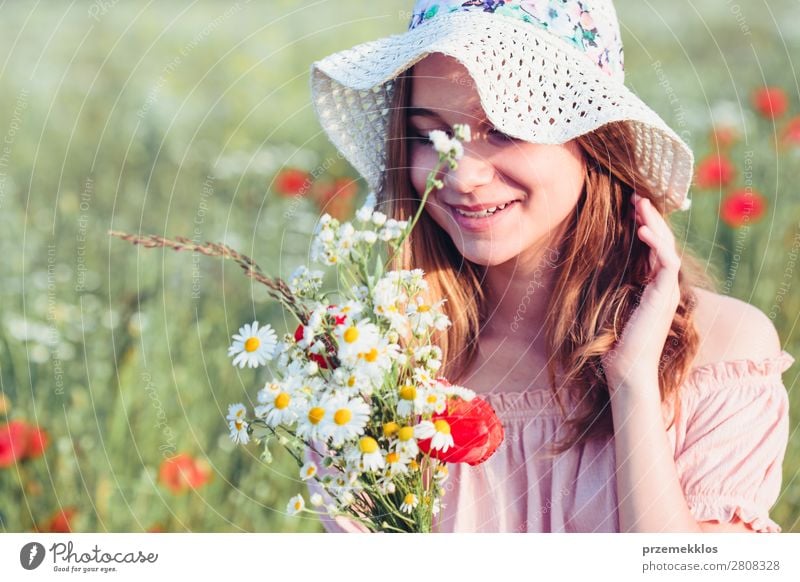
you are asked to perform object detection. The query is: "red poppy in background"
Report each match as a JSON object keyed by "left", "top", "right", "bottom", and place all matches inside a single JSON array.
[
  {"left": 709, "top": 125, "right": 738, "bottom": 150},
  {"left": 0, "top": 420, "right": 49, "bottom": 467},
  {"left": 751, "top": 87, "right": 788, "bottom": 119},
  {"left": 695, "top": 154, "right": 735, "bottom": 189},
  {"left": 781, "top": 116, "right": 800, "bottom": 147},
  {"left": 274, "top": 168, "right": 312, "bottom": 197},
  {"left": 158, "top": 453, "right": 213, "bottom": 494},
  {"left": 38, "top": 507, "right": 77, "bottom": 533},
  {"left": 0, "top": 420, "right": 29, "bottom": 468},
  {"left": 25, "top": 426, "right": 49, "bottom": 459},
  {"left": 417, "top": 390, "right": 504, "bottom": 466},
  {"left": 313, "top": 177, "right": 359, "bottom": 220},
  {"left": 721, "top": 189, "right": 767, "bottom": 228}
]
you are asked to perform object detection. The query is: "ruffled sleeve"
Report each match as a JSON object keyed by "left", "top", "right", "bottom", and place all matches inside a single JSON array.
[{"left": 674, "top": 350, "right": 794, "bottom": 532}]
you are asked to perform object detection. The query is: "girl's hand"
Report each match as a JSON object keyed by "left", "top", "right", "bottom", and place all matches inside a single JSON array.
[{"left": 601, "top": 193, "right": 682, "bottom": 395}]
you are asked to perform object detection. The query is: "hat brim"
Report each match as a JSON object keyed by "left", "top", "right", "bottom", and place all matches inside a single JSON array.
[{"left": 311, "top": 11, "right": 693, "bottom": 213}]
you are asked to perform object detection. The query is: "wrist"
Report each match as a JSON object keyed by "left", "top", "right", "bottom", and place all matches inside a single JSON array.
[{"left": 607, "top": 372, "right": 661, "bottom": 403}]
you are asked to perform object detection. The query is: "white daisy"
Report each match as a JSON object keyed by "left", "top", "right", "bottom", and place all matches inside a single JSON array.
[
  {"left": 286, "top": 494, "right": 305, "bottom": 516},
  {"left": 228, "top": 321, "right": 278, "bottom": 368},
  {"left": 407, "top": 296, "right": 446, "bottom": 333},
  {"left": 295, "top": 398, "right": 329, "bottom": 443},
  {"left": 384, "top": 451, "right": 409, "bottom": 477},
  {"left": 299, "top": 461, "right": 318, "bottom": 481},
  {"left": 334, "top": 318, "right": 381, "bottom": 364},
  {"left": 395, "top": 425, "right": 419, "bottom": 458},
  {"left": 358, "top": 436, "right": 385, "bottom": 472},
  {"left": 254, "top": 382, "right": 298, "bottom": 427},
  {"left": 321, "top": 394, "right": 371, "bottom": 447},
  {"left": 419, "top": 387, "right": 447, "bottom": 415},
  {"left": 310, "top": 493, "right": 324, "bottom": 507},
  {"left": 416, "top": 419, "right": 454, "bottom": 452},
  {"left": 332, "top": 367, "right": 371, "bottom": 397},
  {"left": 396, "top": 383, "right": 423, "bottom": 417},
  {"left": 434, "top": 463, "right": 449, "bottom": 483},
  {"left": 399, "top": 492, "right": 419, "bottom": 514},
  {"left": 226, "top": 402, "right": 250, "bottom": 445}
]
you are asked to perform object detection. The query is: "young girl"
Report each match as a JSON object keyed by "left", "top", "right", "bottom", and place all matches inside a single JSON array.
[{"left": 306, "top": 0, "right": 794, "bottom": 533}]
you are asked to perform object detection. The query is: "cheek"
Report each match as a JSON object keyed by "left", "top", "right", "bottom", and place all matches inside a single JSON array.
[{"left": 408, "top": 146, "right": 437, "bottom": 195}]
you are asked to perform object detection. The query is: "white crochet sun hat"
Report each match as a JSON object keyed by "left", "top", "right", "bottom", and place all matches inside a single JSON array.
[{"left": 310, "top": 0, "right": 694, "bottom": 213}]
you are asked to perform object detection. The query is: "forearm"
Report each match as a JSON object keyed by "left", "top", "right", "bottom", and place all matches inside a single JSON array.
[{"left": 610, "top": 376, "right": 701, "bottom": 533}]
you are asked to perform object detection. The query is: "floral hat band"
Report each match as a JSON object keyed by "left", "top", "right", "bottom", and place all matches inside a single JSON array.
[{"left": 407, "top": 0, "right": 625, "bottom": 82}]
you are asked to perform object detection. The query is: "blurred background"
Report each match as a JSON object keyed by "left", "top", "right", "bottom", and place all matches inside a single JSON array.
[{"left": 0, "top": 0, "right": 798, "bottom": 532}]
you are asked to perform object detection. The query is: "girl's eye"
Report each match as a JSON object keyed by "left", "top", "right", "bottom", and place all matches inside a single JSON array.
[
  {"left": 406, "top": 127, "right": 452, "bottom": 142},
  {"left": 488, "top": 127, "right": 515, "bottom": 142}
]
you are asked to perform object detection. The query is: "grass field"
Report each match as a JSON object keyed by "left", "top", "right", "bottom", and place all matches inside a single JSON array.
[{"left": 0, "top": 0, "right": 798, "bottom": 532}]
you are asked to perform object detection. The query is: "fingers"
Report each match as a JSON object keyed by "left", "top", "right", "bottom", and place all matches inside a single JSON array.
[{"left": 631, "top": 193, "right": 680, "bottom": 272}]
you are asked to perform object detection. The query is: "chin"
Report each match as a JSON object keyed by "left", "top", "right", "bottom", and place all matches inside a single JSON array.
[{"left": 455, "top": 243, "right": 521, "bottom": 267}]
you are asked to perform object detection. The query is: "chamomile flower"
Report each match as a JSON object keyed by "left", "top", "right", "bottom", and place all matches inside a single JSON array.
[
  {"left": 228, "top": 321, "right": 278, "bottom": 368},
  {"left": 299, "top": 461, "right": 318, "bottom": 481},
  {"left": 226, "top": 403, "right": 250, "bottom": 445},
  {"left": 434, "top": 463, "right": 449, "bottom": 483},
  {"left": 295, "top": 398, "right": 329, "bottom": 442},
  {"left": 322, "top": 395, "right": 371, "bottom": 447},
  {"left": 310, "top": 493, "right": 324, "bottom": 507},
  {"left": 407, "top": 296, "right": 446, "bottom": 333},
  {"left": 384, "top": 451, "right": 409, "bottom": 477},
  {"left": 419, "top": 387, "right": 447, "bottom": 415},
  {"left": 286, "top": 494, "right": 305, "bottom": 516},
  {"left": 358, "top": 436, "right": 385, "bottom": 472},
  {"left": 399, "top": 492, "right": 419, "bottom": 514},
  {"left": 395, "top": 425, "right": 419, "bottom": 458},
  {"left": 396, "top": 383, "right": 419, "bottom": 417},
  {"left": 332, "top": 367, "right": 371, "bottom": 397},
  {"left": 334, "top": 318, "right": 381, "bottom": 363},
  {"left": 254, "top": 382, "right": 298, "bottom": 427},
  {"left": 415, "top": 419, "right": 454, "bottom": 452}
]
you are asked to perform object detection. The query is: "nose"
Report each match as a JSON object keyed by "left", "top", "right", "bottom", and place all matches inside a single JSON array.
[{"left": 443, "top": 144, "right": 494, "bottom": 193}]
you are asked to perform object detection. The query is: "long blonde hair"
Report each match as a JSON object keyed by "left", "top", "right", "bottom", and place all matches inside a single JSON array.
[{"left": 380, "top": 68, "right": 717, "bottom": 453}]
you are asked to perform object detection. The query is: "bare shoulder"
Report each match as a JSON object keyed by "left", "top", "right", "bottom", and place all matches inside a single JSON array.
[{"left": 689, "top": 286, "right": 782, "bottom": 369}]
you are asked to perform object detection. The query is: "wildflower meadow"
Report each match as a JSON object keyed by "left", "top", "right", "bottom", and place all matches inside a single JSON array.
[{"left": 0, "top": 0, "right": 798, "bottom": 533}]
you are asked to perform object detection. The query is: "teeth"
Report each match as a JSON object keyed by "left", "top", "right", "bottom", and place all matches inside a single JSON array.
[{"left": 454, "top": 201, "right": 513, "bottom": 218}]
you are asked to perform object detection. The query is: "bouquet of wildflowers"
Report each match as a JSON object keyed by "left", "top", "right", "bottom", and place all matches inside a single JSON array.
[{"left": 111, "top": 124, "right": 504, "bottom": 533}]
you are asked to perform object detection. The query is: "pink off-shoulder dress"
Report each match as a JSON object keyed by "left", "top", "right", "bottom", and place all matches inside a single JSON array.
[{"left": 307, "top": 350, "right": 794, "bottom": 533}]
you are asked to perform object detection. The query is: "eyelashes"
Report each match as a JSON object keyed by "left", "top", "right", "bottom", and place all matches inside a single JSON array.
[{"left": 405, "top": 126, "right": 515, "bottom": 143}]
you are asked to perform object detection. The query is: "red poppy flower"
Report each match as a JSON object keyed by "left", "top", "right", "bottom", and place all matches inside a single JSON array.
[
  {"left": 39, "top": 507, "right": 77, "bottom": 533},
  {"left": 313, "top": 178, "right": 359, "bottom": 220},
  {"left": 25, "top": 426, "right": 49, "bottom": 459},
  {"left": 0, "top": 420, "right": 32, "bottom": 468},
  {"left": 752, "top": 87, "right": 788, "bottom": 119},
  {"left": 695, "top": 154, "right": 735, "bottom": 189},
  {"left": 293, "top": 306, "right": 346, "bottom": 369},
  {"left": 720, "top": 189, "right": 767, "bottom": 228},
  {"left": 781, "top": 116, "right": 800, "bottom": 147},
  {"left": 158, "top": 453, "right": 213, "bottom": 494},
  {"left": 417, "top": 390, "right": 504, "bottom": 466},
  {"left": 709, "top": 125, "right": 738, "bottom": 150},
  {"left": 274, "top": 168, "right": 312, "bottom": 197}
]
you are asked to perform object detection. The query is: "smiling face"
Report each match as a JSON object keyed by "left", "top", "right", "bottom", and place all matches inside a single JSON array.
[{"left": 406, "top": 53, "right": 587, "bottom": 267}]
